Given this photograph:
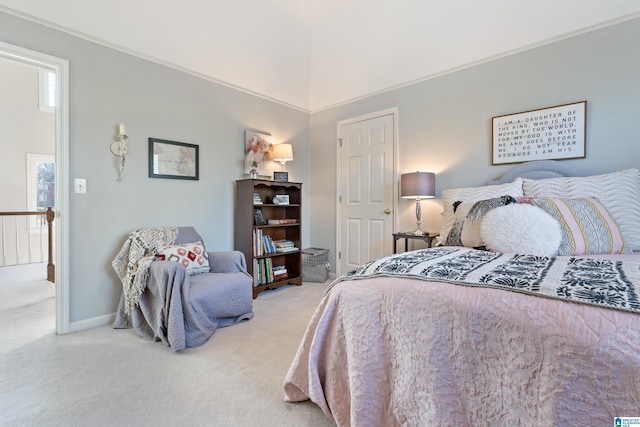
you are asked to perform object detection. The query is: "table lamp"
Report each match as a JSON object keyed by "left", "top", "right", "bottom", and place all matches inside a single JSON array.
[
  {"left": 271, "top": 143, "right": 293, "bottom": 171},
  {"left": 401, "top": 171, "right": 435, "bottom": 236}
]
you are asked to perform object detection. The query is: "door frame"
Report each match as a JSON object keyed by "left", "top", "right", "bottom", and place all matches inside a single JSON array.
[
  {"left": 335, "top": 107, "right": 399, "bottom": 276},
  {"left": 0, "top": 41, "right": 70, "bottom": 334}
]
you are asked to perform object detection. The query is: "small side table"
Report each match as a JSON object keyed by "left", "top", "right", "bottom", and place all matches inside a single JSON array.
[{"left": 393, "top": 232, "right": 439, "bottom": 254}]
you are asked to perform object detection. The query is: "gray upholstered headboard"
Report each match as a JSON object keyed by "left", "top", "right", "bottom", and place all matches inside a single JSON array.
[{"left": 487, "top": 160, "right": 579, "bottom": 185}]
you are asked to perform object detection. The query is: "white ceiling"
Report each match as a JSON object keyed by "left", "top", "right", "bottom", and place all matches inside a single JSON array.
[{"left": 1, "top": 0, "right": 639, "bottom": 112}]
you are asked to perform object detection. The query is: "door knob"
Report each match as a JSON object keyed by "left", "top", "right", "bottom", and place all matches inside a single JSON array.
[{"left": 384, "top": 209, "right": 391, "bottom": 215}]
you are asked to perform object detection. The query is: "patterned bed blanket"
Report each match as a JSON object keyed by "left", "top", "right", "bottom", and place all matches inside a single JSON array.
[{"left": 329, "top": 247, "right": 640, "bottom": 314}]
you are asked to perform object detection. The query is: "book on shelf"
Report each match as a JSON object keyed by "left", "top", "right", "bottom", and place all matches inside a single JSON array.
[
  {"left": 253, "top": 192, "right": 263, "bottom": 205},
  {"left": 252, "top": 259, "right": 260, "bottom": 287},
  {"left": 253, "top": 229, "right": 262, "bottom": 256},
  {"left": 262, "top": 234, "right": 276, "bottom": 254},
  {"left": 253, "top": 257, "right": 277, "bottom": 286},
  {"left": 274, "top": 239, "right": 294, "bottom": 248},
  {"left": 253, "top": 229, "right": 278, "bottom": 255},
  {"left": 267, "top": 219, "right": 297, "bottom": 225},
  {"left": 274, "top": 238, "right": 298, "bottom": 252},
  {"left": 272, "top": 264, "right": 288, "bottom": 281}
]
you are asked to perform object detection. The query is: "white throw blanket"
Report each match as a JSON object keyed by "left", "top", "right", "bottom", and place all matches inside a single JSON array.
[{"left": 112, "top": 227, "right": 178, "bottom": 314}]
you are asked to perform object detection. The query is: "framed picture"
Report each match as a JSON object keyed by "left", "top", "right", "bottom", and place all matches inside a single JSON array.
[
  {"left": 273, "top": 171, "right": 289, "bottom": 182},
  {"left": 149, "top": 138, "right": 199, "bottom": 180},
  {"left": 253, "top": 208, "right": 266, "bottom": 226},
  {"left": 273, "top": 194, "right": 290, "bottom": 205},
  {"left": 491, "top": 101, "right": 586, "bottom": 165},
  {"left": 244, "top": 130, "right": 272, "bottom": 177}
]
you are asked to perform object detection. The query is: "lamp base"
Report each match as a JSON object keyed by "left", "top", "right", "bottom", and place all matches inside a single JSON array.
[{"left": 411, "top": 228, "right": 426, "bottom": 236}]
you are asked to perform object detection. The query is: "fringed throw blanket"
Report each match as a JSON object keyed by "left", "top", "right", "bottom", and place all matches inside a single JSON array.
[
  {"left": 329, "top": 247, "right": 640, "bottom": 314},
  {"left": 112, "top": 227, "right": 178, "bottom": 314}
]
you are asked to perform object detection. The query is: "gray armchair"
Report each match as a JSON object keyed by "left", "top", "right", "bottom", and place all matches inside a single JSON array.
[{"left": 113, "top": 226, "right": 254, "bottom": 351}]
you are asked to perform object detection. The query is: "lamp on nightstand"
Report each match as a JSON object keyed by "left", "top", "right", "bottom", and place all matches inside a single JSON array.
[{"left": 401, "top": 171, "right": 435, "bottom": 236}]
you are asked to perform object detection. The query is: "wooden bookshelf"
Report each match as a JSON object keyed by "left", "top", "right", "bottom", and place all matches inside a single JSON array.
[{"left": 234, "top": 179, "right": 302, "bottom": 298}]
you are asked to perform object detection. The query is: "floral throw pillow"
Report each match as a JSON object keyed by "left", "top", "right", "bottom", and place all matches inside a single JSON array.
[{"left": 156, "top": 241, "right": 210, "bottom": 275}]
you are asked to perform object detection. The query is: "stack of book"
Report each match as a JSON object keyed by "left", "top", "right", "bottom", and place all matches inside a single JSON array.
[
  {"left": 253, "top": 229, "right": 277, "bottom": 256},
  {"left": 253, "top": 258, "right": 274, "bottom": 287},
  {"left": 252, "top": 261, "right": 290, "bottom": 287},
  {"left": 274, "top": 239, "right": 298, "bottom": 253},
  {"left": 267, "top": 219, "right": 297, "bottom": 225},
  {"left": 253, "top": 192, "right": 263, "bottom": 205},
  {"left": 272, "top": 265, "right": 288, "bottom": 280}
]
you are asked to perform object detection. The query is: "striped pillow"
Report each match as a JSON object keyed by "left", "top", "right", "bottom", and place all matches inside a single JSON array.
[
  {"left": 522, "top": 169, "right": 640, "bottom": 251},
  {"left": 525, "top": 197, "right": 629, "bottom": 255}
]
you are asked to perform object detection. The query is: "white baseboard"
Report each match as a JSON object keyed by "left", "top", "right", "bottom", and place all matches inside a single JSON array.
[{"left": 69, "top": 312, "right": 115, "bottom": 333}]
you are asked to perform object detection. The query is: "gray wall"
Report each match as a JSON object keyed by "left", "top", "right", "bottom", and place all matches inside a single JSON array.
[
  {"left": 0, "top": 59, "right": 54, "bottom": 211},
  {"left": 309, "top": 18, "right": 640, "bottom": 269},
  {"left": 2, "top": 10, "right": 639, "bottom": 325},
  {"left": 0, "top": 12, "right": 311, "bottom": 324}
]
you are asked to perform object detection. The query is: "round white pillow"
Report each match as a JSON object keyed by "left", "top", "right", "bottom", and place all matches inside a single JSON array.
[{"left": 480, "top": 203, "right": 562, "bottom": 256}]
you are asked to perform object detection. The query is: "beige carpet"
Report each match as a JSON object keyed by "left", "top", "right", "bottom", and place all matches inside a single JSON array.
[{"left": 0, "top": 268, "right": 334, "bottom": 426}]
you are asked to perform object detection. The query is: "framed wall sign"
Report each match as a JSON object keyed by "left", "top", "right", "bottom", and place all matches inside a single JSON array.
[
  {"left": 492, "top": 101, "right": 586, "bottom": 165},
  {"left": 273, "top": 171, "right": 289, "bottom": 182},
  {"left": 149, "top": 138, "right": 199, "bottom": 180}
]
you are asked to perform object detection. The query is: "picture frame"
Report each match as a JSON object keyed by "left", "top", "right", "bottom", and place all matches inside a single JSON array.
[
  {"left": 149, "top": 138, "right": 199, "bottom": 180},
  {"left": 273, "top": 194, "right": 290, "bottom": 205},
  {"left": 253, "top": 208, "right": 267, "bottom": 226},
  {"left": 491, "top": 101, "right": 586, "bottom": 165},
  {"left": 273, "top": 171, "right": 289, "bottom": 182},
  {"left": 244, "top": 130, "right": 273, "bottom": 177}
]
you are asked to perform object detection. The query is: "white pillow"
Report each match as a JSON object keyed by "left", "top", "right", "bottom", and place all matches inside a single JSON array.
[
  {"left": 522, "top": 169, "right": 640, "bottom": 251},
  {"left": 436, "top": 178, "right": 523, "bottom": 246},
  {"left": 481, "top": 204, "right": 562, "bottom": 256}
]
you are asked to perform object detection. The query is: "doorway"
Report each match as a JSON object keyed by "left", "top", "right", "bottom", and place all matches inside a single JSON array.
[
  {"left": 0, "top": 41, "right": 69, "bottom": 334},
  {"left": 336, "top": 108, "right": 398, "bottom": 276}
]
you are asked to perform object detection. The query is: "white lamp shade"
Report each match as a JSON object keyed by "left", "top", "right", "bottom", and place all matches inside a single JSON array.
[
  {"left": 401, "top": 171, "right": 435, "bottom": 199},
  {"left": 271, "top": 143, "right": 293, "bottom": 161}
]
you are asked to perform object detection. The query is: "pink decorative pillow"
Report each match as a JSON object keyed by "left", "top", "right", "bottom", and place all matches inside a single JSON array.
[{"left": 156, "top": 241, "right": 210, "bottom": 275}]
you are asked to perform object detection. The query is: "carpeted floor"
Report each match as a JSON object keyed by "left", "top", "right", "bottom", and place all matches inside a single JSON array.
[{"left": 0, "top": 265, "right": 334, "bottom": 426}]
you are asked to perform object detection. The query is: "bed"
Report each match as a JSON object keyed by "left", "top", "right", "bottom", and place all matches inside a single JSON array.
[{"left": 283, "top": 161, "right": 640, "bottom": 426}]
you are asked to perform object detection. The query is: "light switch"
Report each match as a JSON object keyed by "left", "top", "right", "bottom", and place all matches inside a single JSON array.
[{"left": 74, "top": 178, "right": 87, "bottom": 194}]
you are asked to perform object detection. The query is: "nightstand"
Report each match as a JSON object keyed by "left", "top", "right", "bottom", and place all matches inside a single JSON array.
[{"left": 392, "top": 232, "right": 439, "bottom": 254}]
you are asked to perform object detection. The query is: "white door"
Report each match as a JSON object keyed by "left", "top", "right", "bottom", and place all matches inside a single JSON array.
[{"left": 337, "top": 110, "right": 397, "bottom": 275}]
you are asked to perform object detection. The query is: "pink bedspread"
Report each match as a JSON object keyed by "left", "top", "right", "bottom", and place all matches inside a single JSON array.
[{"left": 284, "top": 275, "right": 640, "bottom": 426}]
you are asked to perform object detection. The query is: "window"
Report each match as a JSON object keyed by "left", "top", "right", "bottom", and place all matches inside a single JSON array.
[
  {"left": 26, "top": 153, "right": 55, "bottom": 227},
  {"left": 38, "top": 69, "right": 57, "bottom": 113}
]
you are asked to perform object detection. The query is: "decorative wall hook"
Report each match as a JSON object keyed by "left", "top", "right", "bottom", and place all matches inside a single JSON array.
[{"left": 110, "top": 122, "right": 128, "bottom": 182}]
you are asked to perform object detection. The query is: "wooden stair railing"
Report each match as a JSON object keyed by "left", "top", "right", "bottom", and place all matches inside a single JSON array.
[{"left": 0, "top": 207, "right": 55, "bottom": 282}]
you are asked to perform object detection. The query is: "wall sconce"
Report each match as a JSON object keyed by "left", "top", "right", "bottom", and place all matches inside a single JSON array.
[
  {"left": 401, "top": 171, "right": 436, "bottom": 236},
  {"left": 271, "top": 143, "right": 293, "bottom": 171},
  {"left": 110, "top": 122, "right": 128, "bottom": 182}
]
